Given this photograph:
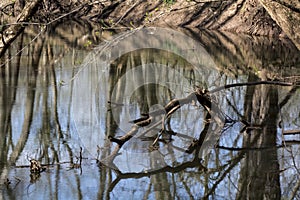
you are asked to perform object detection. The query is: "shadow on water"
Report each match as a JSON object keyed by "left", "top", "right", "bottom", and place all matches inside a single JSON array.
[{"left": 0, "top": 21, "right": 300, "bottom": 199}]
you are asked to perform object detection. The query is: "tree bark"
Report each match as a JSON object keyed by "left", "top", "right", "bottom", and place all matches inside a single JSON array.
[
  {"left": 259, "top": 0, "right": 300, "bottom": 50},
  {"left": 0, "top": 0, "right": 41, "bottom": 57}
]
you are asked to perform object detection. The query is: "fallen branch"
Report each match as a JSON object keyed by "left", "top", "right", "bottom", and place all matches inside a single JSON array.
[
  {"left": 283, "top": 130, "right": 300, "bottom": 135},
  {"left": 102, "top": 81, "right": 297, "bottom": 169},
  {"left": 216, "top": 145, "right": 284, "bottom": 151},
  {"left": 102, "top": 87, "right": 224, "bottom": 168},
  {"left": 210, "top": 81, "right": 298, "bottom": 93},
  {"left": 283, "top": 140, "right": 300, "bottom": 144}
]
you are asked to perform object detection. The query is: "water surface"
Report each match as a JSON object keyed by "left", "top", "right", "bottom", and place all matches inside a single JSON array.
[{"left": 0, "top": 21, "right": 300, "bottom": 199}]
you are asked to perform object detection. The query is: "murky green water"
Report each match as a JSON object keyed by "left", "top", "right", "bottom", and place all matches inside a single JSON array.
[{"left": 1, "top": 21, "right": 300, "bottom": 199}]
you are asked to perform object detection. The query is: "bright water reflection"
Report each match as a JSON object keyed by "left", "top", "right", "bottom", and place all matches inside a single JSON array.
[{"left": 0, "top": 21, "right": 300, "bottom": 199}]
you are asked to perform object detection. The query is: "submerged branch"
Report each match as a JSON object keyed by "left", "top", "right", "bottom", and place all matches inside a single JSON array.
[{"left": 283, "top": 130, "right": 300, "bottom": 135}]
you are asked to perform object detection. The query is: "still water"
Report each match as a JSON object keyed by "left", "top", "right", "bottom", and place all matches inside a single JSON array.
[{"left": 0, "top": 21, "right": 300, "bottom": 199}]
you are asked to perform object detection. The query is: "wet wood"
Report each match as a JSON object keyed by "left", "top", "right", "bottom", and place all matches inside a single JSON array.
[
  {"left": 105, "top": 87, "right": 223, "bottom": 167},
  {"left": 283, "top": 130, "right": 300, "bottom": 135},
  {"left": 210, "top": 80, "right": 297, "bottom": 93}
]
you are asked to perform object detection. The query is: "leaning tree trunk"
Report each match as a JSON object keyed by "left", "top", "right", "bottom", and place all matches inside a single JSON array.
[
  {"left": 259, "top": 0, "right": 300, "bottom": 50},
  {"left": 0, "top": 0, "right": 41, "bottom": 57}
]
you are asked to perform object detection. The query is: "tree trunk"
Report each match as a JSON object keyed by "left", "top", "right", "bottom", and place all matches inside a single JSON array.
[{"left": 0, "top": 0, "right": 41, "bottom": 57}]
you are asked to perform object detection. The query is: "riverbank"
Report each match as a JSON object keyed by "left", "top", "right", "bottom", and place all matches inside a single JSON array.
[{"left": 1, "top": 0, "right": 299, "bottom": 50}]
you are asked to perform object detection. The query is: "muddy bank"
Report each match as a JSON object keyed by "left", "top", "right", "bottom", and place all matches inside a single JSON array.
[
  {"left": 1, "top": 0, "right": 299, "bottom": 50},
  {"left": 107, "top": 0, "right": 299, "bottom": 49}
]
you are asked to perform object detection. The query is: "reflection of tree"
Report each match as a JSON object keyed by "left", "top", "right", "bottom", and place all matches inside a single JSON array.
[
  {"left": 98, "top": 29, "right": 300, "bottom": 199},
  {"left": 8, "top": 33, "right": 43, "bottom": 164},
  {"left": 103, "top": 48, "right": 207, "bottom": 198},
  {"left": 0, "top": 24, "right": 90, "bottom": 199},
  {"left": 0, "top": 33, "right": 23, "bottom": 198},
  {"left": 237, "top": 73, "right": 281, "bottom": 199},
  {"left": 185, "top": 28, "right": 300, "bottom": 77},
  {"left": 108, "top": 154, "right": 204, "bottom": 191},
  {"left": 104, "top": 49, "right": 227, "bottom": 197}
]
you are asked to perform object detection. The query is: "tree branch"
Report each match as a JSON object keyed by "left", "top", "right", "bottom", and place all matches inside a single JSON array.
[{"left": 210, "top": 81, "right": 298, "bottom": 93}]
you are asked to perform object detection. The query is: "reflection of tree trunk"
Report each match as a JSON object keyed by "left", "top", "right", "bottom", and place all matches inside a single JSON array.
[
  {"left": 150, "top": 171, "right": 172, "bottom": 200},
  {"left": 185, "top": 28, "right": 299, "bottom": 78},
  {"left": 9, "top": 36, "right": 44, "bottom": 164},
  {"left": 0, "top": 34, "right": 23, "bottom": 190},
  {"left": 149, "top": 150, "right": 172, "bottom": 200},
  {"left": 49, "top": 60, "right": 63, "bottom": 139},
  {"left": 0, "top": 49, "right": 18, "bottom": 164},
  {"left": 96, "top": 57, "right": 123, "bottom": 200},
  {"left": 237, "top": 73, "right": 281, "bottom": 199}
]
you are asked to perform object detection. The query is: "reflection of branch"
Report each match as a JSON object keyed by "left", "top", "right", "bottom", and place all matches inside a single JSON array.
[
  {"left": 108, "top": 156, "right": 205, "bottom": 192},
  {"left": 279, "top": 86, "right": 299, "bottom": 108},
  {"left": 186, "top": 113, "right": 211, "bottom": 153},
  {"left": 203, "top": 129, "right": 266, "bottom": 198},
  {"left": 286, "top": 146, "right": 300, "bottom": 175},
  {"left": 225, "top": 96, "right": 245, "bottom": 121},
  {"left": 290, "top": 178, "right": 300, "bottom": 200},
  {"left": 216, "top": 145, "right": 283, "bottom": 151}
]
